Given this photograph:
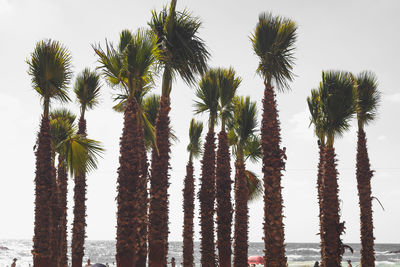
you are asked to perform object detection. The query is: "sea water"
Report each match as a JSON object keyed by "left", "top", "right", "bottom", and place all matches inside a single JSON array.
[{"left": 0, "top": 240, "right": 399, "bottom": 266}]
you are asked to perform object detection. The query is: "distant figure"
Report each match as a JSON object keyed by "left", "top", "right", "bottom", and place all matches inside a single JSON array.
[
  {"left": 170, "top": 257, "right": 176, "bottom": 267},
  {"left": 347, "top": 259, "right": 352, "bottom": 267},
  {"left": 85, "top": 259, "right": 92, "bottom": 267},
  {"left": 11, "top": 258, "right": 17, "bottom": 267},
  {"left": 314, "top": 261, "right": 319, "bottom": 267}
]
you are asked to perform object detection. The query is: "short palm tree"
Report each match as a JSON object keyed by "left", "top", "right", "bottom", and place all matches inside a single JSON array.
[
  {"left": 307, "top": 88, "right": 326, "bottom": 261},
  {"left": 71, "top": 68, "right": 102, "bottom": 267},
  {"left": 148, "top": 1, "right": 209, "bottom": 264},
  {"left": 318, "top": 70, "right": 355, "bottom": 266},
  {"left": 194, "top": 69, "right": 219, "bottom": 267},
  {"left": 182, "top": 119, "right": 203, "bottom": 267},
  {"left": 250, "top": 12, "right": 297, "bottom": 266},
  {"left": 228, "top": 96, "right": 258, "bottom": 266},
  {"left": 214, "top": 67, "right": 241, "bottom": 267},
  {"left": 27, "top": 39, "right": 72, "bottom": 267},
  {"left": 94, "top": 29, "right": 157, "bottom": 267},
  {"left": 354, "top": 71, "right": 380, "bottom": 267}
]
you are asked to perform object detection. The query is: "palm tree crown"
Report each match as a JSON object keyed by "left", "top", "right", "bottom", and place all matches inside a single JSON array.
[
  {"left": 74, "top": 68, "right": 102, "bottom": 116},
  {"left": 187, "top": 118, "right": 203, "bottom": 162},
  {"left": 250, "top": 12, "right": 297, "bottom": 90},
  {"left": 355, "top": 71, "right": 380, "bottom": 129}
]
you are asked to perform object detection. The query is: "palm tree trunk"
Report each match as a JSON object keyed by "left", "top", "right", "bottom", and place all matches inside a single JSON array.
[
  {"left": 57, "top": 158, "right": 68, "bottom": 267},
  {"left": 182, "top": 160, "right": 195, "bottom": 267},
  {"left": 261, "top": 83, "right": 287, "bottom": 266},
  {"left": 71, "top": 116, "right": 88, "bottom": 267},
  {"left": 113, "top": 97, "right": 144, "bottom": 266},
  {"left": 149, "top": 96, "right": 171, "bottom": 267},
  {"left": 216, "top": 130, "right": 232, "bottom": 267},
  {"left": 33, "top": 116, "right": 52, "bottom": 267},
  {"left": 317, "top": 143, "right": 326, "bottom": 262},
  {"left": 356, "top": 129, "right": 375, "bottom": 267},
  {"left": 233, "top": 159, "right": 248, "bottom": 267},
  {"left": 199, "top": 129, "right": 217, "bottom": 267},
  {"left": 321, "top": 146, "right": 343, "bottom": 267},
  {"left": 49, "top": 164, "right": 59, "bottom": 266}
]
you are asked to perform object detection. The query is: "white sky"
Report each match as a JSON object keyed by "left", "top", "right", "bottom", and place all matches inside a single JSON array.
[{"left": 0, "top": 0, "right": 399, "bottom": 245}]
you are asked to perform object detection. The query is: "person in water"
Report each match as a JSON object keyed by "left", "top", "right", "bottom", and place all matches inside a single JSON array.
[
  {"left": 169, "top": 257, "right": 176, "bottom": 267},
  {"left": 347, "top": 260, "right": 352, "bottom": 267},
  {"left": 313, "top": 261, "right": 319, "bottom": 267},
  {"left": 84, "top": 259, "right": 92, "bottom": 267},
  {"left": 11, "top": 258, "right": 17, "bottom": 267}
]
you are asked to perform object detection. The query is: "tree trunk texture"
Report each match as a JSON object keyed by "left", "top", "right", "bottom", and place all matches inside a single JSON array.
[
  {"left": 317, "top": 144, "right": 326, "bottom": 263},
  {"left": 321, "top": 146, "right": 343, "bottom": 267},
  {"left": 216, "top": 130, "right": 232, "bottom": 267},
  {"left": 233, "top": 160, "right": 248, "bottom": 267},
  {"left": 199, "top": 130, "right": 217, "bottom": 267},
  {"left": 33, "top": 116, "right": 52, "bottom": 267},
  {"left": 182, "top": 161, "right": 195, "bottom": 267},
  {"left": 71, "top": 117, "right": 88, "bottom": 267},
  {"left": 57, "top": 158, "right": 68, "bottom": 267},
  {"left": 261, "top": 84, "right": 287, "bottom": 266},
  {"left": 149, "top": 96, "right": 171, "bottom": 267},
  {"left": 49, "top": 164, "right": 59, "bottom": 266},
  {"left": 356, "top": 129, "right": 375, "bottom": 267}
]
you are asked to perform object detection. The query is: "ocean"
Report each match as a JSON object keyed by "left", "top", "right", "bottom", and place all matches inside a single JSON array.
[{"left": 0, "top": 240, "right": 399, "bottom": 266}]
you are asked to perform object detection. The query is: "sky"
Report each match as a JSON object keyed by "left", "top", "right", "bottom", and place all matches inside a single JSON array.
[{"left": 0, "top": 0, "right": 399, "bottom": 245}]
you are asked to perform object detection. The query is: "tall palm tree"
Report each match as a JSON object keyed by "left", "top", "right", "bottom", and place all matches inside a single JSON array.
[
  {"left": 148, "top": 1, "right": 209, "bottom": 264},
  {"left": 228, "top": 96, "right": 258, "bottom": 266},
  {"left": 318, "top": 70, "right": 355, "bottom": 266},
  {"left": 250, "top": 12, "right": 297, "bottom": 266},
  {"left": 194, "top": 69, "right": 219, "bottom": 267},
  {"left": 27, "top": 39, "right": 72, "bottom": 267},
  {"left": 50, "top": 109, "right": 103, "bottom": 267},
  {"left": 214, "top": 67, "right": 241, "bottom": 267},
  {"left": 71, "top": 68, "right": 102, "bottom": 267},
  {"left": 354, "top": 71, "right": 380, "bottom": 267},
  {"left": 307, "top": 89, "right": 326, "bottom": 262},
  {"left": 182, "top": 119, "right": 203, "bottom": 267},
  {"left": 94, "top": 29, "right": 157, "bottom": 267}
]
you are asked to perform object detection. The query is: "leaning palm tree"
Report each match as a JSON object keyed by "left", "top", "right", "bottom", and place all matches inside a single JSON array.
[
  {"left": 27, "top": 39, "right": 72, "bottom": 267},
  {"left": 214, "top": 67, "right": 241, "bottom": 267},
  {"left": 182, "top": 119, "right": 203, "bottom": 267},
  {"left": 354, "top": 71, "right": 380, "bottom": 267},
  {"left": 194, "top": 69, "right": 219, "bottom": 267},
  {"left": 228, "top": 96, "right": 258, "bottom": 266},
  {"left": 148, "top": 1, "right": 209, "bottom": 264},
  {"left": 307, "top": 89, "right": 326, "bottom": 262},
  {"left": 71, "top": 68, "right": 102, "bottom": 267},
  {"left": 318, "top": 70, "right": 355, "bottom": 266},
  {"left": 250, "top": 12, "right": 297, "bottom": 266},
  {"left": 94, "top": 29, "right": 157, "bottom": 267}
]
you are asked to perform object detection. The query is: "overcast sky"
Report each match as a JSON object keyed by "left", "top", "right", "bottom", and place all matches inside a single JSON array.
[{"left": 0, "top": 0, "right": 399, "bottom": 244}]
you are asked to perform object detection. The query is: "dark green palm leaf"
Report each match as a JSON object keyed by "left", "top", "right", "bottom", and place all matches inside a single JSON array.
[
  {"left": 187, "top": 118, "right": 203, "bottom": 159},
  {"left": 74, "top": 68, "right": 102, "bottom": 112},
  {"left": 194, "top": 70, "right": 219, "bottom": 127},
  {"left": 355, "top": 71, "right": 380, "bottom": 128},
  {"left": 245, "top": 170, "right": 263, "bottom": 203}
]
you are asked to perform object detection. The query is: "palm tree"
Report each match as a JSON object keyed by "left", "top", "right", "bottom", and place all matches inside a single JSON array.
[
  {"left": 354, "top": 71, "right": 380, "bottom": 267},
  {"left": 182, "top": 119, "right": 203, "bottom": 267},
  {"left": 148, "top": 1, "right": 209, "bottom": 264},
  {"left": 27, "top": 39, "right": 72, "bottom": 267},
  {"left": 214, "top": 67, "right": 241, "bottom": 267},
  {"left": 307, "top": 89, "right": 326, "bottom": 261},
  {"left": 250, "top": 12, "right": 297, "bottom": 266},
  {"left": 318, "top": 70, "right": 355, "bottom": 266},
  {"left": 228, "top": 96, "right": 258, "bottom": 266},
  {"left": 71, "top": 68, "right": 102, "bottom": 267},
  {"left": 194, "top": 69, "right": 219, "bottom": 267},
  {"left": 94, "top": 29, "right": 157, "bottom": 267},
  {"left": 50, "top": 109, "right": 103, "bottom": 267}
]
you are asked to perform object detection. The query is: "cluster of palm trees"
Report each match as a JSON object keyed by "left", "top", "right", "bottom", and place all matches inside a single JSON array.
[
  {"left": 28, "top": 0, "right": 380, "bottom": 266},
  {"left": 307, "top": 71, "right": 380, "bottom": 266}
]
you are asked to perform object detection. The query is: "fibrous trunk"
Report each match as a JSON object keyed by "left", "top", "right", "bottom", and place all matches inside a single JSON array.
[
  {"left": 356, "top": 129, "right": 375, "bottom": 267},
  {"left": 49, "top": 164, "right": 59, "bottom": 266},
  {"left": 71, "top": 117, "right": 87, "bottom": 267},
  {"left": 321, "top": 146, "right": 343, "bottom": 267},
  {"left": 317, "top": 144, "right": 326, "bottom": 262},
  {"left": 216, "top": 130, "right": 232, "bottom": 267},
  {"left": 261, "top": 83, "right": 287, "bottom": 266},
  {"left": 33, "top": 116, "right": 52, "bottom": 267},
  {"left": 199, "top": 130, "right": 216, "bottom": 267},
  {"left": 57, "top": 158, "right": 68, "bottom": 267},
  {"left": 149, "top": 96, "right": 171, "bottom": 267},
  {"left": 182, "top": 160, "right": 195, "bottom": 267},
  {"left": 233, "top": 160, "right": 248, "bottom": 267}
]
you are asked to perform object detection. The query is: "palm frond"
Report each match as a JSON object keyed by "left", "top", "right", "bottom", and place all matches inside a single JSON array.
[
  {"left": 250, "top": 12, "right": 297, "bottom": 91},
  {"left": 187, "top": 118, "right": 203, "bottom": 159},
  {"left": 74, "top": 68, "right": 102, "bottom": 112},
  {"left": 245, "top": 170, "right": 263, "bottom": 203},
  {"left": 244, "top": 135, "right": 261, "bottom": 163},
  {"left": 355, "top": 71, "right": 380, "bottom": 128},
  {"left": 307, "top": 88, "right": 325, "bottom": 142}
]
